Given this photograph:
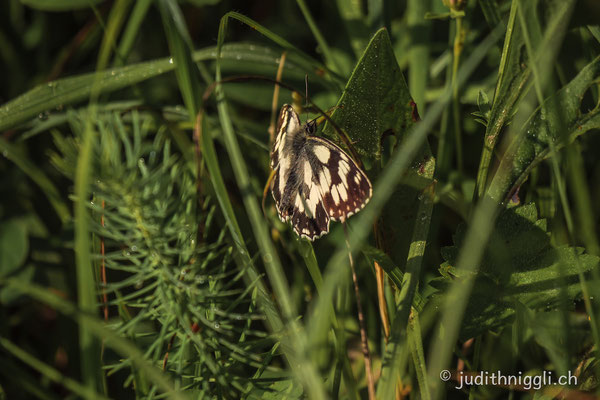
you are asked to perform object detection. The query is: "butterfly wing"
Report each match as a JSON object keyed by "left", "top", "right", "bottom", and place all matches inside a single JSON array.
[
  {"left": 271, "top": 104, "right": 301, "bottom": 170},
  {"left": 271, "top": 138, "right": 332, "bottom": 240},
  {"left": 305, "top": 136, "right": 372, "bottom": 223},
  {"left": 271, "top": 104, "right": 303, "bottom": 223},
  {"left": 270, "top": 105, "right": 372, "bottom": 240}
]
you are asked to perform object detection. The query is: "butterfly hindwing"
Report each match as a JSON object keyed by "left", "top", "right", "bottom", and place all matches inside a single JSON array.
[
  {"left": 270, "top": 104, "right": 372, "bottom": 240},
  {"left": 305, "top": 137, "right": 372, "bottom": 223}
]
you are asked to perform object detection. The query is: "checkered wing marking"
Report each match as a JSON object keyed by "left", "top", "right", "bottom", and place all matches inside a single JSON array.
[
  {"left": 271, "top": 146, "right": 332, "bottom": 240},
  {"left": 270, "top": 104, "right": 301, "bottom": 170},
  {"left": 270, "top": 105, "right": 303, "bottom": 224},
  {"left": 306, "top": 137, "right": 372, "bottom": 223},
  {"left": 269, "top": 105, "right": 372, "bottom": 241}
]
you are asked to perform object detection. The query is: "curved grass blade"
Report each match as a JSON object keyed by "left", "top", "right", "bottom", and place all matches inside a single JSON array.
[
  {"left": 158, "top": 0, "right": 202, "bottom": 119},
  {"left": 19, "top": 0, "right": 103, "bottom": 11},
  {"left": 473, "top": 0, "right": 531, "bottom": 201},
  {"left": 0, "top": 43, "right": 323, "bottom": 132},
  {"left": 215, "top": 14, "right": 327, "bottom": 399},
  {"left": 0, "top": 337, "right": 111, "bottom": 400},
  {"left": 0, "top": 138, "right": 71, "bottom": 224},
  {"left": 305, "top": 24, "right": 503, "bottom": 393},
  {"left": 486, "top": 55, "right": 600, "bottom": 202},
  {"left": 218, "top": 11, "right": 344, "bottom": 89},
  {"left": 2, "top": 278, "right": 188, "bottom": 400}
]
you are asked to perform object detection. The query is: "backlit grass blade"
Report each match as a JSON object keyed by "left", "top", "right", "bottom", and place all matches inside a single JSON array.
[
  {"left": 0, "top": 137, "right": 70, "bottom": 224},
  {"left": 215, "top": 13, "right": 327, "bottom": 399},
  {"left": 305, "top": 24, "right": 503, "bottom": 391},
  {"left": 0, "top": 43, "right": 319, "bottom": 132},
  {"left": 2, "top": 278, "right": 188, "bottom": 400}
]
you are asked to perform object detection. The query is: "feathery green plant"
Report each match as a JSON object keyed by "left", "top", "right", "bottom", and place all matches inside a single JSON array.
[{"left": 0, "top": 0, "right": 599, "bottom": 399}]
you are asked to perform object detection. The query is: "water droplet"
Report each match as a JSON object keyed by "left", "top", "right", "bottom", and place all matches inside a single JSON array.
[
  {"left": 214, "top": 322, "right": 220, "bottom": 329},
  {"left": 125, "top": 251, "right": 131, "bottom": 256},
  {"left": 168, "top": 58, "right": 174, "bottom": 64},
  {"left": 131, "top": 245, "right": 138, "bottom": 252},
  {"left": 180, "top": 269, "right": 188, "bottom": 276},
  {"left": 90, "top": 200, "right": 95, "bottom": 205},
  {"left": 2, "top": 150, "right": 7, "bottom": 157}
]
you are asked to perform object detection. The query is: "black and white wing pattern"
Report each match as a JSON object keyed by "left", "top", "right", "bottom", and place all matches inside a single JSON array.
[{"left": 270, "top": 104, "right": 372, "bottom": 240}]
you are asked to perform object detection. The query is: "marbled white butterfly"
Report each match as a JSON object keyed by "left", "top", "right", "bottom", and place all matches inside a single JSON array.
[{"left": 270, "top": 104, "right": 372, "bottom": 240}]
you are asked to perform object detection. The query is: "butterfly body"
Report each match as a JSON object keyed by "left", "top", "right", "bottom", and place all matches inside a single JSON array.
[{"left": 270, "top": 104, "right": 372, "bottom": 240}]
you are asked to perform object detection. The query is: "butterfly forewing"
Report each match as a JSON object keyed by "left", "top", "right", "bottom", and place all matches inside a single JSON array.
[{"left": 270, "top": 104, "right": 372, "bottom": 240}]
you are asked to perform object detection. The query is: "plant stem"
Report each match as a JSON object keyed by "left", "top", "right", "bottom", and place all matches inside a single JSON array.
[
  {"left": 344, "top": 223, "right": 376, "bottom": 400},
  {"left": 452, "top": 16, "right": 465, "bottom": 173}
]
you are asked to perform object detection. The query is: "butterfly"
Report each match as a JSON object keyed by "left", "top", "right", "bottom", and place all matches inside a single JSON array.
[{"left": 270, "top": 104, "right": 372, "bottom": 240}]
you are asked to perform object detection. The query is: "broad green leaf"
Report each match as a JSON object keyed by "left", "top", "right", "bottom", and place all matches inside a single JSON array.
[
  {"left": 487, "top": 55, "right": 600, "bottom": 202},
  {"left": 324, "top": 29, "right": 434, "bottom": 276},
  {"left": 19, "top": 0, "right": 103, "bottom": 11},
  {"left": 434, "top": 204, "right": 600, "bottom": 339},
  {"left": 325, "top": 28, "right": 416, "bottom": 162},
  {"left": 0, "top": 219, "right": 28, "bottom": 277}
]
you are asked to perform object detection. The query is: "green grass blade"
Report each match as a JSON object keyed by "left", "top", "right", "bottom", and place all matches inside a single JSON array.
[
  {"left": 215, "top": 14, "right": 327, "bottom": 399},
  {"left": 218, "top": 11, "right": 344, "bottom": 88},
  {"left": 335, "top": 0, "right": 370, "bottom": 58},
  {"left": 408, "top": 311, "right": 431, "bottom": 400},
  {"left": 0, "top": 137, "right": 70, "bottom": 224},
  {"left": 296, "top": 0, "right": 343, "bottom": 74},
  {"left": 113, "top": 0, "right": 152, "bottom": 66},
  {"left": 2, "top": 278, "right": 188, "bottom": 400},
  {"left": 479, "top": 0, "right": 502, "bottom": 29},
  {"left": 0, "top": 337, "right": 111, "bottom": 400},
  {"left": 407, "top": 0, "right": 432, "bottom": 113},
  {"left": 473, "top": 0, "right": 530, "bottom": 200},
  {"left": 19, "top": 0, "right": 103, "bottom": 11},
  {"left": 73, "top": 117, "right": 102, "bottom": 394},
  {"left": 97, "top": 0, "right": 132, "bottom": 69},
  {"left": 0, "top": 43, "right": 313, "bottom": 132},
  {"left": 377, "top": 159, "right": 435, "bottom": 397},
  {"left": 428, "top": 3, "right": 579, "bottom": 397},
  {"left": 306, "top": 24, "right": 503, "bottom": 376},
  {"left": 158, "top": 0, "right": 202, "bottom": 119}
]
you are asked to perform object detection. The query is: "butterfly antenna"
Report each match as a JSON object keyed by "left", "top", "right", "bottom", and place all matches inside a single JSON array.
[{"left": 304, "top": 74, "right": 310, "bottom": 121}]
